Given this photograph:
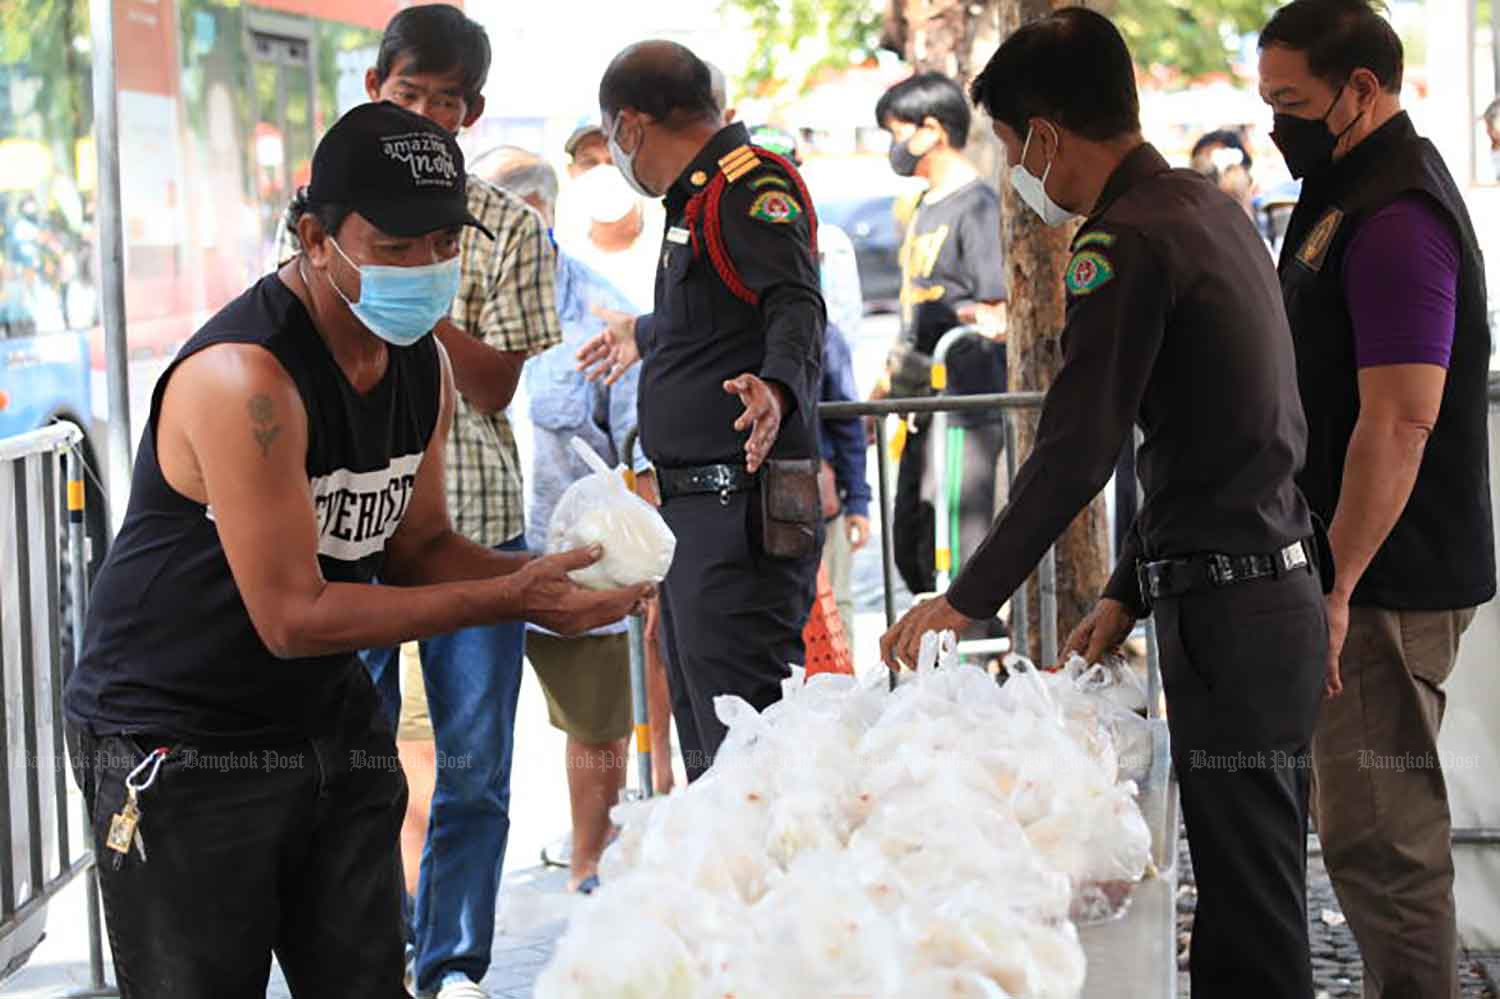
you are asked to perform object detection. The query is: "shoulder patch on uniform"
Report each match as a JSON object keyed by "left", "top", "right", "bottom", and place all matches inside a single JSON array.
[
  {"left": 749, "top": 190, "right": 803, "bottom": 225},
  {"left": 1065, "top": 249, "right": 1115, "bottom": 296},
  {"left": 1074, "top": 231, "right": 1116, "bottom": 250},
  {"left": 1296, "top": 207, "right": 1344, "bottom": 273},
  {"left": 749, "top": 174, "right": 792, "bottom": 192}
]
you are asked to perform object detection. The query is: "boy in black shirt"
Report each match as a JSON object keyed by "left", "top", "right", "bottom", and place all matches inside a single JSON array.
[{"left": 875, "top": 72, "right": 1009, "bottom": 597}]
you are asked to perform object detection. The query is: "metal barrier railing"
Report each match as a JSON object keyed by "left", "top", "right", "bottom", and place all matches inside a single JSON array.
[
  {"left": 822, "top": 390, "right": 1164, "bottom": 720},
  {"left": 0, "top": 422, "right": 113, "bottom": 995},
  {"left": 614, "top": 447, "right": 656, "bottom": 800},
  {"left": 615, "top": 382, "right": 1500, "bottom": 782},
  {"left": 925, "top": 326, "right": 1061, "bottom": 662}
]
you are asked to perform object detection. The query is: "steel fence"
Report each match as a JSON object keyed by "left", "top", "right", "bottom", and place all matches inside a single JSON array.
[{"left": 0, "top": 422, "right": 112, "bottom": 994}]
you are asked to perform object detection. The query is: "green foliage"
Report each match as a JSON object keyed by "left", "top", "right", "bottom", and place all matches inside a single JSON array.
[
  {"left": 0, "top": 0, "right": 92, "bottom": 150},
  {"left": 723, "top": 0, "right": 886, "bottom": 95},
  {"left": 1110, "top": 0, "right": 1277, "bottom": 78},
  {"left": 727, "top": 0, "right": 1283, "bottom": 85}
]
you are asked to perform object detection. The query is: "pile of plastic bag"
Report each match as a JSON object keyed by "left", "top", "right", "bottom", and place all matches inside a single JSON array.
[{"left": 536, "top": 632, "right": 1154, "bottom": 999}]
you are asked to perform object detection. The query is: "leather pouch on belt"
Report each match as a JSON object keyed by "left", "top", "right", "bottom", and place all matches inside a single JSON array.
[{"left": 761, "top": 459, "right": 820, "bottom": 560}]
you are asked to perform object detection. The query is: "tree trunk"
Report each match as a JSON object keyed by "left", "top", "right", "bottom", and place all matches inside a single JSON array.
[
  {"left": 888, "top": 1, "right": 1004, "bottom": 177},
  {"left": 893, "top": 0, "right": 1112, "bottom": 661},
  {"left": 998, "top": 0, "right": 1111, "bottom": 661}
]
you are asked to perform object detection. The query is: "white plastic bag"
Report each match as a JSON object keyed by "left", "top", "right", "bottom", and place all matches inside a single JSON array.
[
  {"left": 540, "top": 623, "right": 1156, "bottom": 999},
  {"left": 546, "top": 437, "right": 676, "bottom": 590}
]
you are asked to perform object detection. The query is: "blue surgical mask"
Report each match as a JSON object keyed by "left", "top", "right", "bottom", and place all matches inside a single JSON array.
[{"left": 326, "top": 237, "right": 460, "bottom": 347}]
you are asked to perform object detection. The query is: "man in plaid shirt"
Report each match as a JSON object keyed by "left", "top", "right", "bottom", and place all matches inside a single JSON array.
[{"left": 277, "top": 8, "right": 558, "bottom": 998}]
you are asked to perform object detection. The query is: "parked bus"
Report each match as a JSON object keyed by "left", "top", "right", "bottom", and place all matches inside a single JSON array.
[
  {"left": 0, "top": 0, "right": 450, "bottom": 973},
  {"left": 0, "top": 0, "right": 450, "bottom": 556}
]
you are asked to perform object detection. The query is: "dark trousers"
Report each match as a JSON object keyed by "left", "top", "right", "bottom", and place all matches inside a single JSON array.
[
  {"left": 893, "top": 418, "right": 1006, "bottom": 596},
  {"left": 657, "top": 488, "right": 819, "bottom": 781},
  {"left": 1154, "top": 565, "right": 1326, "bottom": 999},
  {"left": 69, "top": 696, "right": 408, "bottom": 999}
]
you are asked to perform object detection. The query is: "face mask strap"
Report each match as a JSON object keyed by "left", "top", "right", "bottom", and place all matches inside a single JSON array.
[
  {"left": 1039, "top": 122, "right": 1059, "bottom": 187},
  {"left": 610, "top": 114, "right": 638, "bottom": 160},
  {"left": 1020, "top": 121, "right": 1059, "bottom": 184},
  {"left": 324, "top": 236, "right": 360, "bottom": 308},
  {"left": 1320, "top": 84, "right": 1346, "bottom": 125},
  {"left": 1327, "top": 83, "right": 1367, "bottom": 150}
]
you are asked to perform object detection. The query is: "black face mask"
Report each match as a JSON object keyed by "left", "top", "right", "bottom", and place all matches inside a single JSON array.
[
  {"left": 1271, "top": 84, "right": 1361, "bottom": 179},
  {"left": 888, "top": 136, "right": 922, "bottom": 177}
]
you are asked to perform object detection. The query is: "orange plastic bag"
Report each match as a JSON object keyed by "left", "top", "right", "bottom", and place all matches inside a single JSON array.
[{"left": 802, "top": 564, "right": 853, "bottom": 676}]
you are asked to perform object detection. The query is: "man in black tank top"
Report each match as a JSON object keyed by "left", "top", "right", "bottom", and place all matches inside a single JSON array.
[{"left": 63, "top": 103, "right": 649, "bottom": 999}]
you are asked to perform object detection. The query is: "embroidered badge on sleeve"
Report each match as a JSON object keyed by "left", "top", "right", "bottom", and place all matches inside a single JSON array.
[
  {"left": 748, "top": 190, "right": 803, "bottom": 225},
  {"left": 1065, "top": 249, "right": 1115, "bottom": 296}
]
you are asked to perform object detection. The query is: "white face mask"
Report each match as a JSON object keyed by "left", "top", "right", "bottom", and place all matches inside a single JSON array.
[
  {"left": 1010, "top": 123, "right": 1077, "bottom": 227},
  {"left": 607, "top": 115, "right": 658, "bottom": 199}
]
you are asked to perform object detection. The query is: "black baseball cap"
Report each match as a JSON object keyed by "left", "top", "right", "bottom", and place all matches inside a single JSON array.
[{"left": 307, "top": 101, "right": 493, "bottom": 240}]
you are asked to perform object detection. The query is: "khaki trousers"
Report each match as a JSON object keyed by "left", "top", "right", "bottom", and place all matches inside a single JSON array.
[
  {"left": 1312, "top": 605, "right": 1476, "bottom": 999},
  {"left": 821, "top": 512, "right": 856, "bottom": 654}
]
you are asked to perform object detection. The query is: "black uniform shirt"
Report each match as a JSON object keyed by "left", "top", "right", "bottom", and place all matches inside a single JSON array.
[
  {"left": 635, "top": 123, "right": 826, "bottom": 468},
  {"left": 946, "top": 144, "right": 1313, "bottom": 620}
]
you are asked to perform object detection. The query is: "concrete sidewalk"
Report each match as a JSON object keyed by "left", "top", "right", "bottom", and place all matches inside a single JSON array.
[
  {"left": 0, "top": 861, "right": 576, "bottom": 999},
  {"left": 0, "top": 649, "right": 590, "bottom": 999}
]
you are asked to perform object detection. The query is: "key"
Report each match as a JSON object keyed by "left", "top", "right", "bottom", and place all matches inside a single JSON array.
[
  {"left": 105, "top": 791, "right": 140, "bottom": 870},
  {"left": 132, "top": 828, "right": 147, "bottom": 864}
]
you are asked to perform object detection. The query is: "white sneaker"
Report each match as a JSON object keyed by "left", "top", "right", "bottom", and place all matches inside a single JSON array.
[{"left": 436, "top": 978, "right": 489, "bottom": 999}]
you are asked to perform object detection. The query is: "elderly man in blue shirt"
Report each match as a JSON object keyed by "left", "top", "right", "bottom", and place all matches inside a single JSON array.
[
  {"left": 817, "top": 221, "right": 874, "bottom": 646},
  {"left": 490, "top": 151, "right": 663, "bottom": 893}
]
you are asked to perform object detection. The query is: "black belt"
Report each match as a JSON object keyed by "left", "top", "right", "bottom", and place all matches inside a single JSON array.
[
  {"left": 1138, "top": 540, "right": 1313, "bottom": 611},
  {"left": 658, "top": 463, "right": 759, "bottom": 503}
]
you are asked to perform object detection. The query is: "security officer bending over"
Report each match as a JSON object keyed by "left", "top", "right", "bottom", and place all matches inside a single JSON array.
[
  {"left": 580, "top": 41, "right": 825, "bottom": 781},
  {"left": 881, "top": 11, "right": 1326, "bottom": 997}
]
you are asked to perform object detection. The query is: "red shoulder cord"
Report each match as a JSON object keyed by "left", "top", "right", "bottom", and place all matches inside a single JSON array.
[{"left": 681, "top": 146, "right": 821, "bottom": 308}]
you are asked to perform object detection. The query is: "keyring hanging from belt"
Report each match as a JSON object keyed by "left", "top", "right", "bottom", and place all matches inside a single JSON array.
[{"left": 125, "top": 746, "right": 171, "bottom": 795}]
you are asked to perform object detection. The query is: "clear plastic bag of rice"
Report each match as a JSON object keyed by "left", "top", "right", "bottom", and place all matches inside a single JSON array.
[{"left": 546, "top": 437, "right": 675, "bottom": 590}]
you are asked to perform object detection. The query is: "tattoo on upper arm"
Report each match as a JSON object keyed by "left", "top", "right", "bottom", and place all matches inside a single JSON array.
[{"left": 248, "top": 394, "right": 282, "bottom": 458}]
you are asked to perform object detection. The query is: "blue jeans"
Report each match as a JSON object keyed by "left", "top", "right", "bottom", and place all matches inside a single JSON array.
[{"left": 360, "top": 535, "right": 527, "bottom": 994}]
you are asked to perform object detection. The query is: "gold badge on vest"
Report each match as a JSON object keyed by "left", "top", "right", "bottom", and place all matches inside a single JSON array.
[{"left": 1296, "top": 207, "right": 1345, "bottom": 273}]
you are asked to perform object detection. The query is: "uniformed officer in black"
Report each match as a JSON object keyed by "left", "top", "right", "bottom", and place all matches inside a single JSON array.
[
  {"left": 881, "top": 11, "right": 1325, "bottom": 997},
  {"left": 579, "top": 41, "right": 825, "bottom": 782}
]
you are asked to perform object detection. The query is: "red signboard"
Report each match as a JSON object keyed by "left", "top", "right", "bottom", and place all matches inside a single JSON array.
[
  {"left": 248, "top": 0, "right": 460, "bottom": 32},
  {"left": 115, "top": 0, "right": 179, "bottom": 96}
]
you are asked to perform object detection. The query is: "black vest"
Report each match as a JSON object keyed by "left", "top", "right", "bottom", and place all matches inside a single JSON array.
[{"left": 1279, "top": 113, "right": 1495, "bottom": 610}]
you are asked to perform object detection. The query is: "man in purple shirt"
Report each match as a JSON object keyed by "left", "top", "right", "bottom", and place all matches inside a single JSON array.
[
  {"left": 1345, "top": 198, "right": 1460, "bottom": 369},
  {"left": 1262, "top": 2, "right": 1495, "bottom": 995}
]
